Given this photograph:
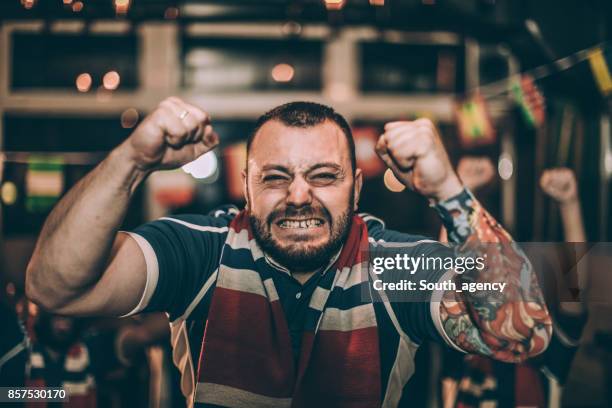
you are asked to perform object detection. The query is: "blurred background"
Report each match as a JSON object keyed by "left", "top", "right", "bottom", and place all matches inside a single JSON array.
[{"left": 0, "top": 1, "right": 611, "bottom": 407}]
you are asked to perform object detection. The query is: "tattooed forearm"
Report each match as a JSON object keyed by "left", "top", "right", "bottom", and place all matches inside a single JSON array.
[{"left": 435, "top": 190, "right": 552, "bottom": 362}]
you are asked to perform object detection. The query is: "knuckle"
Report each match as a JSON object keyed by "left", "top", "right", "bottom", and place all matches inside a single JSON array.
[
  {"left": 158, "top": 100, "right": 173, "bottom": 111},
  {"left": 195, "top": 109, "right": 208, "bottom": 122},
  {"left": 160, "top": 97, "right": 174, "bottom": 106},
  {"left": 416, "top": 117, "right": 434, "bottom": 127},
  {"left": 151, "top": 110, "right": 167, "bottom": 126}
]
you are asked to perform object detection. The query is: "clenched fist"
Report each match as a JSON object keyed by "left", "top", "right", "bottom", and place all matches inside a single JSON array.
[
  {"left": 124, "top": 97, "right": 219, "bottom": 171},
  {"left": 375, "top": 119, "right": 463, "bottom": 201},
  {"left": 540, "top": 167, "right": 578, "bottom": 203}
]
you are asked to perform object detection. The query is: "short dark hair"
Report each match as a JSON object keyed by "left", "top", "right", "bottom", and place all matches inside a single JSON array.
[{"left": 247, "top": 101, "right": 356, "bottom": 172}]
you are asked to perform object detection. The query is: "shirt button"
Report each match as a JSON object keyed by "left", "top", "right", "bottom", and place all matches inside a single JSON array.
[{"left": 295, "top": 292, "right": 302, "bottom": 299}]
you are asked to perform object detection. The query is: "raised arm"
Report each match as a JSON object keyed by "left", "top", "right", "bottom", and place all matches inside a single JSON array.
[
  {"left": 26, "top": 97, "right": 218, "bottom": 316},
  {"left": 540, "top": 167, "right": 588, "bottom": 321},
  {"left": 376, "top": 119, "right": 552, "bottom": 362},
  {"left": 540, "top": 167, "right": 586, "bottom": 242}
]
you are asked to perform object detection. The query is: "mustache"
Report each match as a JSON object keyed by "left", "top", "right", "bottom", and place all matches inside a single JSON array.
[{"left": 267, "top": 205, "right": 332, "bottom": 226}]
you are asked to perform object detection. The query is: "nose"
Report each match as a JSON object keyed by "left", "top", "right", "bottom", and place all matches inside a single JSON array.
[{"left": 286, "top": 175, "right": 312, "bottom": 207}]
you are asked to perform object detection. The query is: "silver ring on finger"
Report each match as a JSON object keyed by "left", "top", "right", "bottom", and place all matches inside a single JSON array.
[{"left": 179, "top": 110, "right": 190, "bottom": 120}]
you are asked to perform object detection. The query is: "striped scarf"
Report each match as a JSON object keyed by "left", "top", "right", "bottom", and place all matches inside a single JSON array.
[
  {"left": 26, "top": 342, "right": 96, "bottom": 408},
  {"left": 194, "top": 210, "right": 381, "bottom": 407}
]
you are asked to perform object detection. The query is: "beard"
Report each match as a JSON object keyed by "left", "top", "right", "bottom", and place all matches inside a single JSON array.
[{"left": 249, "top": 198, "right": 354, "bottom": 272}]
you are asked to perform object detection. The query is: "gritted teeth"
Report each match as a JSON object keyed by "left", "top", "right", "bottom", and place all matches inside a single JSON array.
[{"left": 278, "top": 218, "right": 324, "bottom": 229}]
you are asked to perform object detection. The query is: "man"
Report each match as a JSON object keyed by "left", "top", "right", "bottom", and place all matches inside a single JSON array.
[
  {"left": 26, "top": 98, "right": 551, "bottom": 407},
  {"left": 27, "top": 311, "right": 97, "bottom": 407}
]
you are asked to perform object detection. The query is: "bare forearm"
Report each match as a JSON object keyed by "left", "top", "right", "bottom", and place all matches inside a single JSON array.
[
  {"left": 560, "top": 199, "right": 586, "bottom": 242},
  {"left": 26, "top": 144, "right": 148, "bottom": 309}
]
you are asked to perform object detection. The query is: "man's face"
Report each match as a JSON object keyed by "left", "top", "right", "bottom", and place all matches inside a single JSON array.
[
  {"left": 244, "top": 120, "right": 362, "bottom": 271},
  {"left": 36, "top": 314, "right": 79, "bottom": 351}
]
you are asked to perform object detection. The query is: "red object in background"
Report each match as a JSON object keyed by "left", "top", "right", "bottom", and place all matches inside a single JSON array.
[
  {"left": 149, "top": 170, "right": 195, "bottom": 208},
  {"left": 154, "top": 189, "right": 194, "bottom": 208},
  {"left": 518, "top": 74, "right": 546, "bottom": 127},
  {"left": 353, "top": 126, "right": 386, "bottom": 178},
  {"left": 224, "top": 142, "right": 247, "bottom": 201},
  {"left": 514, "top": 364, "right": 546, "bottom": 408}
]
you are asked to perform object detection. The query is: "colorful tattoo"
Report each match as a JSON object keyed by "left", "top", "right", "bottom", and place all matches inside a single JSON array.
[{"left": 434, "top": 189, "right": 552, "bottom": 362}]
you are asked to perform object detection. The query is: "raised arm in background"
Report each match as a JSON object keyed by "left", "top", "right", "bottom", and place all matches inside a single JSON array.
[
  {"left": 540, "top": 167, "right": 587, "bottom": 317},
  {"left": 26, "top": 97, "right": 218, "bottom": 316},
  {"left": 540, "top": 167, "right": 586, "bottom": 242}
]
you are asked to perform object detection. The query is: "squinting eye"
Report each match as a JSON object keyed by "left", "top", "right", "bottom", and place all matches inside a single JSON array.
[
  {"left": 263, "top": 175, "right": 289, "bottom": 182},
  {"left": 313, "top": 173, "right": 336, "bottom": 180},
  {"left": 309, "top": 173, "right": 338, "bottom": 185}
]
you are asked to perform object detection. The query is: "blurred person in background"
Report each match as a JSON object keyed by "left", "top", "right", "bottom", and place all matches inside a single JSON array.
[
  {"left": 440, "top": 165, "right": 588, "bottom": 408},
  {"left": 26, "top": 307, "right": 183, "bottom": 408},
  {"left": 113, "top": 313, "right": 186, "bottom": 408},
  {"left": 27, "top": 310, "right": 98, "bottom": 407},
  {"left": 0, "top": 243, "right": 28, "bottom": 390},
  {"left": 0, "top": 293, "right": 29, "bottom": 388},
  {"left": 25, "top": 98, "right": 552, "bottom": 407}
]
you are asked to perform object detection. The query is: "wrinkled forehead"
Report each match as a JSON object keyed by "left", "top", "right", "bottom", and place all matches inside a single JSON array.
[{"left": 247, "top": 120, "right": 351, "bottom": 173}]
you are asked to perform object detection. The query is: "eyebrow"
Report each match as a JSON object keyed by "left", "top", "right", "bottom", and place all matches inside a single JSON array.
[
  {"left": 261, "top": 164, "right": 291, "bottom": 173},
  {"left": 260, "top": 162, "right": 343, "bottom": 174},
  {"left": 305, "top": 163, "right": 343, "bottom": 173}
]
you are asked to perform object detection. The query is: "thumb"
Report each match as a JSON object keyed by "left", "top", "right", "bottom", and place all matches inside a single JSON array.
[
  {"left": 375, "top": 135, "right": 395, "bottom": 169},
  {"left": 193, "top": 132, "right": 219, "bottom": 158},
  {"left": 203, "top": 129, "right": 219, "bottom": 148}
]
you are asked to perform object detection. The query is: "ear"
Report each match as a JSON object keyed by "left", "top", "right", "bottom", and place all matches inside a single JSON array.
[
  {"left": 353, "top": 168, "right": 363, "bottom": 211},
  {"left": 241, "top": 168, "right": 249, "bottom": 211}
]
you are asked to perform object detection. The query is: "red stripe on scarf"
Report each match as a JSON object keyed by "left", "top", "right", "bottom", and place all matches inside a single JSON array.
[
  {"left": 198, "top": 287, "right": 295, "bottom": 397},
  {"left": 294, "top": 328, "right": 381, "bottom": 407}
]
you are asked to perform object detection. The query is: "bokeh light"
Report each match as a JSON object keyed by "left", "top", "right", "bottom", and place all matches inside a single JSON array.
[
  {"left": 498, "top": 153, "right": 514, "bottom": 180},
  {"left": 115, "top": 0, "right": 130, "bottom": 15},
  {"left": 121, "top": 108, "right": 140, "bottom": 129},
  {"left": 383, "top": 169, "right": 406, "bottom": 192},
  {"left": 103, "top": 71, "right": 121, "bottom": 90},
  {"left": 1, "top": 181, "right": 18, "bottom": 205},
  {"left": 72, "top": 1, "right": 84, "bottom": 12},
  {"left": 21, "top": 0, "right": 35, "bottom": 10},
  {"left": 324, "top": 0, "right": 346, "bottom": 11},
  {"left": 281, "top": 21, "right": 302, "bottom": 36},
  {"left": 271, "top": 63, "right": 295, "bottom": 83},
  {"left": 75, "top": 73, "right": 92, "bottom": 92}
]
